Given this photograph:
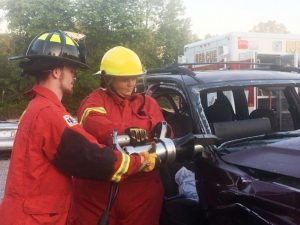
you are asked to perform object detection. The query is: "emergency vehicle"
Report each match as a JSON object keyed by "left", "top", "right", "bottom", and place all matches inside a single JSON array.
[
  {"left": 181, "top": 32, "right": 300, "bottom": 69},
  {"left": 179, "top": 32, "right": 300, "bottom": 112}
]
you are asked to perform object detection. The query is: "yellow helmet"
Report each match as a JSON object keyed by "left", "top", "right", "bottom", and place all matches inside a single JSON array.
[{"left": 95, "top": 46, "right": 145, "bottom": 76}]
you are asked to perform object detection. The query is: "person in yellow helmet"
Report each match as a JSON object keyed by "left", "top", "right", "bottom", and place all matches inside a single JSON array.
[{"left": 69, "top": 46, "right": 170, "bottom": 225}]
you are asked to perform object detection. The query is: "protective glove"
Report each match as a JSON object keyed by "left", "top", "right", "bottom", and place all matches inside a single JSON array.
[
  {"left": 125, "top": 127, "right": 149, "bottom": 146},
  {"left": 138, "top": 142, "right": 161, "bottom": 172}
]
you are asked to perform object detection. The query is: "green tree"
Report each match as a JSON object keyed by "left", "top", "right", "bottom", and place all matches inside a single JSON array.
[
  {"left": 250, "top": 20, "right": 289, "bottom": 34},
  {"left": 0, "top": 0, "right": 84, "bottom": 115},
  {"left": 156, "top": 0, "right": 192, "bottom": 66},
  {"left": 0, "top": 0, "right": 193, "bottom": 117},
  {"left": 73, "top": 0, "right": 165, "bottom": 69},
  {"left": 0, "top": 0, "right": 75, "bottom": 35},
  {"left": 0, "top": 0, "right": 77, "bottom": 56}
]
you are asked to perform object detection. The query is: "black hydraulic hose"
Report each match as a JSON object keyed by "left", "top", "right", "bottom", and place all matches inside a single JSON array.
[
  {"left": 97, "top": 182, "right": 119, "bottom": 225},
  {"left": 172, "top": 133, "right": 195, "bottom": 161},
  {"left": 172, "top": 132, "right": 194, "bottom": 147}
]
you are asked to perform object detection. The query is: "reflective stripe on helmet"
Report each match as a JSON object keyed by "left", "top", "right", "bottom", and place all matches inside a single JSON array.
[
  {"left": 66, "top": 37, "right": 76, "bottom": 46},
  {"left": 10, "top": 30, "right": 88, "bottom": 72},
  {"left": 111, "top": 153, "right": 130, "bottom": 182},
  {"left": 80, "top": 107, "right": 107, "bottom": 125},
  {"left": 37, "top": 32, "right": 77, "bottom": 46},
  {"left": 38, "top": 33, "right": 49, "bottom": 40},
  {"left": 50, "top": 34, "right": 61, "bottom": 43}
]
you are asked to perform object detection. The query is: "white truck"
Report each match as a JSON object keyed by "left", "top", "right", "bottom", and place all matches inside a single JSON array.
[{"left": 180, "top": 32, "right": 300, "bottom": 70}]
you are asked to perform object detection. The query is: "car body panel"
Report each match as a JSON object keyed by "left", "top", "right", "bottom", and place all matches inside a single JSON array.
[{"left": 222, "top": 137, "right": 300, "bottom": 179}]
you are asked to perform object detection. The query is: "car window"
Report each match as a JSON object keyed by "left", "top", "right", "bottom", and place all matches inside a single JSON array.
[
  {"left": 253, "top": 87, "right": 293, "bottom": 131},
  {"left": 207, "top": 90, "right": 236, "bottom": 113},
  {"left": 155, "top": 93, "right": 180, "bottom": 114},
  {"left": 149, "top": 87, "right": 193, "bottom": 138},
  {"left": 201, "top": 85, "right": 300, "bottom": 143}
]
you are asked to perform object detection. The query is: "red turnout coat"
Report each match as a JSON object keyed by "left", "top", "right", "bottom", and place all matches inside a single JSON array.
[
  {"left": 0, "top": 85, "right": 143, "bottom": 225},
  {"left": 70, "top": 89, "right": 165, "bottom": 225}
]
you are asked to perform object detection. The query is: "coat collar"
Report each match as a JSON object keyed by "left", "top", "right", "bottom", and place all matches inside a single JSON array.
[
  {"left": 27, "top": 85, "right": 64, "bottom": 108},
  {"left": 107, "top": 89, "right": 139, "bottom": 105}
]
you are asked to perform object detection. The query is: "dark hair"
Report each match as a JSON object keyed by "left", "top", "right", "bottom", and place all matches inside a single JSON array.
[
  {"left": 100, "top": 75, "right": 113, "bottom": 89},
  {"left": 19, "top": 58, "right": 65, "bottom": 76},
  {"left": 34, "top": 70, "right": 52, "bottom": 83},
  {"left": 19, "top": 58, "right": 80, "bottom": 83}
]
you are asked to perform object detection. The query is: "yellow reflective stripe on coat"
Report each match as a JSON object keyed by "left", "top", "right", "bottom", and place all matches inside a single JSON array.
[
  {"left": 111, "top": 153, "right": 130, "bottom": 182},
  {"left": 80, "top": 107, "right": 107, "bottom": 125}
]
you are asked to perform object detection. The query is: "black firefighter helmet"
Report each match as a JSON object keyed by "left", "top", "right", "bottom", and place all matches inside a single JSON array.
[{"left": 9, "top": 30, "right": 88, "bottom": 76}]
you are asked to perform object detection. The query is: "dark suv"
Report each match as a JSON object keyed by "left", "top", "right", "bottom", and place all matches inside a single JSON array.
[{"left": 140, "top": 67, "right": 300, "bottom": 225}]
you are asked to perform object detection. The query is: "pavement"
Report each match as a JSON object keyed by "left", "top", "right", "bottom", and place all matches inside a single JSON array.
[{"left": 0, "top": 159, "right": 9, "bottom": 200}]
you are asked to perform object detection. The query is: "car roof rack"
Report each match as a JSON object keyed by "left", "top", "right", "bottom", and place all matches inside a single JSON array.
[
  {"left": 147, "top": 62, "right": 268, "bottom": 76},
  {"left": 146, "top": 62, "right": 300, "bottom": 76},
  {"left": 177, "top": 62, "right": 270, "bottom": 66},
  {"left": 173, "top": 62, "right": 300, "bottom": 73},
  {"left": 257, "top": 64, "right": 300, "bottom": 73},
  {"left": 147, "top": 65, "right": 196, "bottom": 76}
]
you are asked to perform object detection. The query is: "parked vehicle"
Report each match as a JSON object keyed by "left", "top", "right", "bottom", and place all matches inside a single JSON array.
[
  {"left": 0, "top": 121, "right": 17, "bottom": 200},
  {"left": 0, "top": 121, "right": 18, "bottom": 152},
  {"left": 181, "top": 32, "right": 300, "bottom": 69},
  {"left": 139, "top": 66, "right": 300, "bottom": 225}
]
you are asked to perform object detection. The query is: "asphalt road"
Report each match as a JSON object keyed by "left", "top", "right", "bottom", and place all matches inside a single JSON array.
[{"left": 0, "top": 159, "right": 9, "bottom": 200}]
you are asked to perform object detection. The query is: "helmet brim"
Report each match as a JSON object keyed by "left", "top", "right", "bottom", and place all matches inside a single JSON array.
[
  {"left": 93, "top": 70, "right": 102, "bottom": 75},
  {"left": 9, "top": 55, "right": 89, "bottom": 69}
]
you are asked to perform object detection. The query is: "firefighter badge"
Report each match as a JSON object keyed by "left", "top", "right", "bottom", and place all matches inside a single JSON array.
[{"left": 63, "top": 115, "right": 78, "bottom": 127}]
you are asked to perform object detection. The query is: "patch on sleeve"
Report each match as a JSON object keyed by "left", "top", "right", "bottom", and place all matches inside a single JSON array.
[{"left": 63, "top": 115, "right": 78, "bottom": 127}]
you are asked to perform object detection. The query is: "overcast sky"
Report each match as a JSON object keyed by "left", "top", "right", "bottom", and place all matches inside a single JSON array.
[
  {"left": 1, "top": 1, "right": 299, "bottom": 37},
  {"left": 182, "top": 0, "right": 300, "bottom": 39}
]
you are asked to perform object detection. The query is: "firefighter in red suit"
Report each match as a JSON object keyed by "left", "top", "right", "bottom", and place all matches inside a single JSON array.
[
  {"left": 0, "top": 32, "right": 157, "bottom": 225},
  {"left": 70, "top": 46, "right": 168, "bottom": 225}
]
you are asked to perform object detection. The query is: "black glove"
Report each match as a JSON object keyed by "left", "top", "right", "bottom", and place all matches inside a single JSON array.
[{"left": 125, "top": 127, "right": 149, "bottom": 146}]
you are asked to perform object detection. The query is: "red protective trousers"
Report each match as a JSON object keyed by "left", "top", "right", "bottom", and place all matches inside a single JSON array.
[{"left": 70, "top": 89, "right": 165, "bottom": 225}]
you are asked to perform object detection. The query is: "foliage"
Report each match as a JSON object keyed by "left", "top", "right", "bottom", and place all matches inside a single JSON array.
[
  {"left": 63, "top": 72, "right": 101, "bottom": 115},
  {"left": 250, "top": 20, "right": 289, "bottom": 34},
  {"left": 0, "top": 0, "right": 75, "bottom": 36},
  {"left": 156, "top": 0, "right": 191, "bottom": 66},
  {"left": 0, "top": 0, "right": 193, "bottom": 118}
]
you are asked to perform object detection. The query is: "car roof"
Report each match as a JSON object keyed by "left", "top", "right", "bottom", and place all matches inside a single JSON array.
[
  {"left": 193, "top": 70, "right": 300, "bottom": 83},
  {"left": 146, "top": 69, "right": 300, "bottom": 89}
]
